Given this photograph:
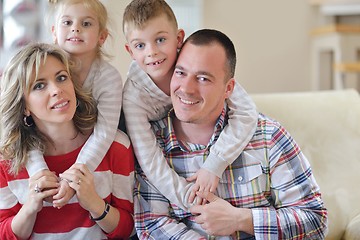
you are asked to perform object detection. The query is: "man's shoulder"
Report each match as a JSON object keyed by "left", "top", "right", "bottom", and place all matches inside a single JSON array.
[{"left": 150, "top": 115, "right": 169, "bottom": 132}]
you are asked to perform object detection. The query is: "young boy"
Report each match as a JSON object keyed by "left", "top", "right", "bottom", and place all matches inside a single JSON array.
[{"left": 122, "top": 0, "right": 257, "bottom": 210}]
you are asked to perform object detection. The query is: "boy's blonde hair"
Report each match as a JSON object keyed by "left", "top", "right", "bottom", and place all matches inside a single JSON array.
[
  {"left": 49, "top": 0, "right": 110, "bottom": 58},
  {"left": 0, "top": 43, "right": 97, "bottom": 175},
  {"left": 123, "top": 0, "right": 178, "bottom": 38}
]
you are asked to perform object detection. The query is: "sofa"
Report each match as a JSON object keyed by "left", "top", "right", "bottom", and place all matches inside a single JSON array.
[{"left": 251, "top": 89, "right": 360, "bottom": 240}]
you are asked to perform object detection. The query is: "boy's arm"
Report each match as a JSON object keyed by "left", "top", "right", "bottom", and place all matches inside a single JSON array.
[
  {"left": 123, "top": 79, "right": 192, "bottom": 211},
  {"left": 202, "top": 81, "right": 258, "bottom": 177},
  {"left": 134, "top": 169, "right": 206, "bottom": 239},
  {"left": 76, "top": 63, "right": 122, "bottom": 172}
]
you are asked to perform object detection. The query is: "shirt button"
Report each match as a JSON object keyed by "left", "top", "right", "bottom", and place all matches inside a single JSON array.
[{"left": 238, "top": 176, "right": 243, "bottom": 182}]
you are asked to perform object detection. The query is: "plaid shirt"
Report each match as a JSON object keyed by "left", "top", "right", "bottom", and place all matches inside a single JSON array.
[{"left": 134, "top": 106, "right": 328, "bottom": 239}]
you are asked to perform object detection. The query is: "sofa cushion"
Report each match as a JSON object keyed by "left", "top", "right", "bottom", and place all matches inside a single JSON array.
[
  {"left": 251, "top": 89, "right": 360, "bottom": 240},
  {"left": 344, "top": 213, "right": 360, "bottom": 240}
]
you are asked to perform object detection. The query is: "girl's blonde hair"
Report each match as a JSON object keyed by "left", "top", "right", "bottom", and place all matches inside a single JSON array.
[
  {"left": 0, "top": 42, "right": 97, "bottom": 175},
  {"left": 48, "top": 0, "right": 111, "bottom": 59}
]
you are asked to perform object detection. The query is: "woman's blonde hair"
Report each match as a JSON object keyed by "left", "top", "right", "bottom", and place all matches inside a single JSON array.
[
  {"left": 0, "top": 42, "right": 97, "bottom": 175},
  {"left": 48, "top": 0, "right": 111, "bottom": 59}
]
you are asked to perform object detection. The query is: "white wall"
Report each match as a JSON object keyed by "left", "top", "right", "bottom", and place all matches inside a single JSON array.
[{"left": 103, "top": 0, "right": 316, "bottom": 94}]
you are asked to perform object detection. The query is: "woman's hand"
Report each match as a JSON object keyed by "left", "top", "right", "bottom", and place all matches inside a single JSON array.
[
  {"left": 27, "top": 169, "right": 60, "bottom": 213},
  {"left": 59, "top": 163, "right": 102, "bottom": 212}
]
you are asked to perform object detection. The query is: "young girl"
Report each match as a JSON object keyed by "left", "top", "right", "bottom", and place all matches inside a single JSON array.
[
  {"left": 26, "top": 0, "right": 123, "bottom": 207},
  {"left": 0, "top": 43, "right": 134, "bottom": 239}
]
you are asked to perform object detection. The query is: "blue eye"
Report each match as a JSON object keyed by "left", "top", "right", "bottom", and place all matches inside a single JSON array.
[
  {"left": 33, "top": 82, "right": 45, "bottom": 90},
  {"left": 57, "top": 74, "right": 68, "bottom": 82},
  {"left": 135, "top": 43, "right": 145, "bottom": 49},
  {"left": 157, "top": 37, "right": 166, "bottom": 44}
]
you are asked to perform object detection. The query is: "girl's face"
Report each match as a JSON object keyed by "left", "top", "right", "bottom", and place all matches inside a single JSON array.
[
  {"left": 53, "top": 3, "right": 107, "bottom": 58},
  {"left": 24, "top": 56, "right": 77, "bottom": 131}
]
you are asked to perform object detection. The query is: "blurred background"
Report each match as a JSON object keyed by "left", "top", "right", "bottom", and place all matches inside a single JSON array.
[{"left": 1, "top": 0, "right": 360, "bottom": 94}]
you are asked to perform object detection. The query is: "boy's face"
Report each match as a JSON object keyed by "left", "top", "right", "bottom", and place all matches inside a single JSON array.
[{"left": 125, "top": 14, "right": 184, "bottom": 84}]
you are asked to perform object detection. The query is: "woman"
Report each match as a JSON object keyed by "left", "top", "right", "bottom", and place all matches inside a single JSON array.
[{"left": 0, "top": 43, "right": 134, "bottom": 239}]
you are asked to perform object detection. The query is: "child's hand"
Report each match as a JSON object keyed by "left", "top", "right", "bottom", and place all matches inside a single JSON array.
[
  {"left": 52, "top": 179, "right": 76, "bottom": 209},
  {"left": 186, "top": 168, "right": 220, "bottom": 205}
]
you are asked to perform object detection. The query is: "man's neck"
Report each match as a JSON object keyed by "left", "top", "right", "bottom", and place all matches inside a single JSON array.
[{"left": 172, "top": 117, "right": 215, "bottom": 146}]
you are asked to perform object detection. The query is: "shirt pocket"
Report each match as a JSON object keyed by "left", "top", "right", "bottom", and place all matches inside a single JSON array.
[{"left": 217, "top": 152, "right": 269, "bottom": 207}]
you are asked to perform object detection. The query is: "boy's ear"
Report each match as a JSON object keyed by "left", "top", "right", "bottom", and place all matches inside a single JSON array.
[
  {"left": 176, "top": 29, "right": 185, "bottom": 49},
  {"left": 125, "top": 44, "right": 135, "bottom": 59},
  {"left": 98, "top": 30, "right": 108, "bottom": 46},
  {"left": 51, "top": 26, "right": 57, "bottom": 44}
]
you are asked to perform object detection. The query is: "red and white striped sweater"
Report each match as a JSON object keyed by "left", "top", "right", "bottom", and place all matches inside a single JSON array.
[{"left": 0, "top": 131, "right": 135, "bottom": 240}]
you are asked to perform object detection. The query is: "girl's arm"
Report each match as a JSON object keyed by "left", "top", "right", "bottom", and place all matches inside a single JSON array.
[{"left": 76, "top": 61, "right": 122, "bottom": 172}]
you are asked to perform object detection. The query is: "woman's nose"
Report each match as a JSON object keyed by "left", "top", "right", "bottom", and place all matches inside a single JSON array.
[{"left": 50, "top": 83, "right": 63, "bottom": 97}]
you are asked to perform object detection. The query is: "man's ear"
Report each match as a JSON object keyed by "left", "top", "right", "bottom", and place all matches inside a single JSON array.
[
  {"left": 225, "top": 78, "right": 235, "bottom": 99},
  {"left": 176, "top": 29, "right": 185, "bottom": 49},
  {"left": 125, "top": 44, "right": 135, "bottom": 59},
  {"left": 51, "top": 26, "right": 57, "bottom": 44}
]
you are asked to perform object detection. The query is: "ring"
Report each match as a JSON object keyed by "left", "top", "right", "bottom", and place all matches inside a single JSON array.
[
  {"left": 77, "top": 179, "right": 81, "bottom": 185},
  {"left": 34, "top": 184, "right": 41, "bottom": 193}
]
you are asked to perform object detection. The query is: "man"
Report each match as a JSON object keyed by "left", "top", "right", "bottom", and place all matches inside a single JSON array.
[{"left": 134, "top": 29, "right": 328, "bottom": 239}]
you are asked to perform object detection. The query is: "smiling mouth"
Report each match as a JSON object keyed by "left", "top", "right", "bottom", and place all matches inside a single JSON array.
[
  {"left": 179, "top": 97, "right": 198, "bottom": 105},
  {"left": 52, "top": 101, "right": 69, "bottom": 109},
  {"left": 147, "top": 59, "right": 165, "bottom": 66},
  {"left": 67, "top": 38, "right": 83, "bottom": 42}
]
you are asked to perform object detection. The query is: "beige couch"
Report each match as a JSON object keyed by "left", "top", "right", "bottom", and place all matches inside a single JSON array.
[{"left": 251, "top": 89, "right": 360, "bottom": 240}]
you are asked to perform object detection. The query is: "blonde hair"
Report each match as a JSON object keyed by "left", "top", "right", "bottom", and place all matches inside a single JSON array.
[
  {"left": 0, "top": 42, "right": 97, "bottom": 175},
  {"left": 123, "top": 0, "right": 178, "bottom": 38},
  {"left": 48, "top": 0, "right": 111, "bottom": 59}
]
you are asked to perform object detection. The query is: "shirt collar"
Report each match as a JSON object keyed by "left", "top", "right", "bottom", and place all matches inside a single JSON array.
[{"left": 161, "top": 103, "right": 228, "bottom": 154}]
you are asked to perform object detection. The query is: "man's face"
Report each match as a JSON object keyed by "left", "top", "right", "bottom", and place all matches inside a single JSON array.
[{"left": 171, "top": 42, "right": 234, "bottom": 125}]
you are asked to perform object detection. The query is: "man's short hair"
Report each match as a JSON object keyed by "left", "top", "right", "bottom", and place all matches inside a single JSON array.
[{"left": 180, "top": 29, "right": 236, "bottom": 79}]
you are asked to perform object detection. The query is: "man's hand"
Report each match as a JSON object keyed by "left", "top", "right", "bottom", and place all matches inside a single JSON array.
[
  {"left": 187, "top": 168, "right": 220, "bottom": 205},
  {"left": 190, "top": 191, "right": 254, "bottom": 236}
]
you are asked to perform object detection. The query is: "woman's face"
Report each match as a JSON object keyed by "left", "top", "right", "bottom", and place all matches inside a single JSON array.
[{"left": 24, "top": 55, "right": 77, "bottom": 130}]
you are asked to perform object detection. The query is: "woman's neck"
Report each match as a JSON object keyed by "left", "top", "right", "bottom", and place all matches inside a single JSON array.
[{"left": 43, "top": 124, "right": 90, "bottom": 156}]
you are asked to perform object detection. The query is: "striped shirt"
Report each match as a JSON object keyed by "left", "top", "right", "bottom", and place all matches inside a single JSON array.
[
  {"left": 134, "top": 106, "right": 328, "bottom": 239},
  {"left": 26, "top": 58, "right": 123, "bottom": 175},
  {"left": 123, "top": 61, "right": 258, "bottom": 211},
  {"left": 0, "top": 131, "right": 134, "bottom": 240}
]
